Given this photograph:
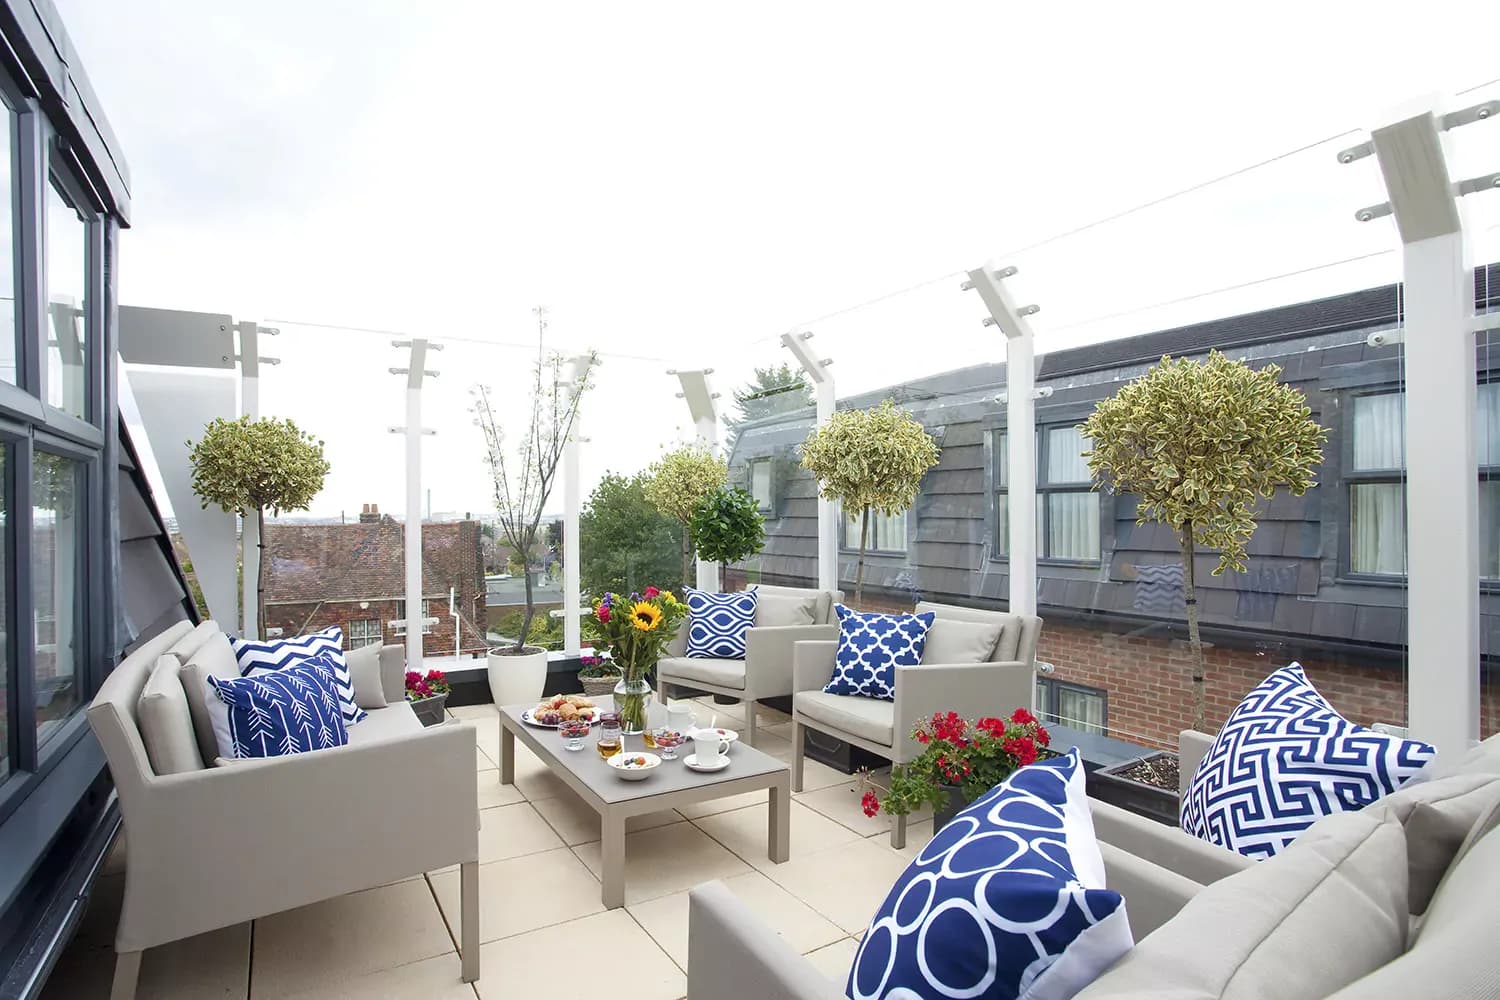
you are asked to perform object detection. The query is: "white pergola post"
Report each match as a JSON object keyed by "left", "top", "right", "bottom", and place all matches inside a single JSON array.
[
  {"left": 964, "top": 264, "right": 1042, "bottom": 618},
  {"left": 562, "top": 353, "right": 595, "bottom": 653},
  {"left": 235, "top": 321, "right": 279, "bottom": 638},
  {"left": 391, "top": 339, "right": 440, "bottom": 667},
  {"left": 780, "top": 332, "right": 838, "bottom": 593},
  {"left": 671, "top": 369, "right": 722, "bottom": 591},
  {"left": 1346, "top": 99, "right": 1495, "bottom": 757}
]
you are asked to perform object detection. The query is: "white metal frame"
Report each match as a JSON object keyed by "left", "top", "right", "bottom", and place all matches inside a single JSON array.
[
  {"left": 391, "top": 339, "right": 440, "bottom": 667},
  {"left": 562, "top": 353, "right": 595, "bottom": 653},
  {"left": 780, "top": 332, "right": 837, "bottom": 593},
  {"left": 671, "top": 368, "right": 723, "bottom": 591}
]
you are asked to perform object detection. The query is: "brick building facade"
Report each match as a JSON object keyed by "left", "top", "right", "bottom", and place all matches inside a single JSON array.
[{"left": 263, "top": 510, "right": 489, "bottom": 659}]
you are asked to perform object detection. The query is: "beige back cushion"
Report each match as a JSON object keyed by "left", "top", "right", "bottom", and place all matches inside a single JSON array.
[
  {"left": 178, "top": 632, "right": 243, "bottom": 766},
  {"left": 346, "top": 643, "right": 389, "bottom": 710},
  {"left": 136, "top": 655, "right": 207, "bottom": 775},
  {"left": 1365, "top": 772, "right": 1500, "bottom": 913},
  {"left": 921, "top": 618, "right": 1004, "bottom": 665},
  {"left": 1076, "top": 811, "right": 1409, "bottom": 1000},
  {"left": 914, "top": 602, "right": 1028, "bottom": 661},
  {"left": 752, "top": 585, "right": 836, "bottom": 624},
  {"left": 754, "top": 593, "right": 817, "bottom": 628}
]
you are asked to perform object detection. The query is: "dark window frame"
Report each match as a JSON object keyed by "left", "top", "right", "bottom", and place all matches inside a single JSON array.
[
  {"left": 1036, "top": 676, "right": 1109, "bottom": 734},
  {"left": 989, "top": 425, "right": 1104, "bottom": 566}
]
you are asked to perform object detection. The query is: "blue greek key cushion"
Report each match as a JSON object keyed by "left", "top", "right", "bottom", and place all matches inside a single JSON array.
[
  {"left": 824, "top": 605, "right": 936, "bottom": 701},
  {"left": 848, "top": 750, "right": 1132, "bottom": 1000},
  {"left": 1180, "top": 662, "right": 1436, "bottom": 859},
  {"left": 206, "top": 654, "right": 350, "bottom": 760},
  {"left": 685, "top": 589, "right": 758, "bottom": 659},
  {"left": 230, "top": 626, "right": 366, "bottom": 725}
]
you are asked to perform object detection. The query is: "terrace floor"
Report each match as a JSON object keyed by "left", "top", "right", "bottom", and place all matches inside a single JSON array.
[{"left": 42, "top": 698, "right": 936, "bottom": 999}]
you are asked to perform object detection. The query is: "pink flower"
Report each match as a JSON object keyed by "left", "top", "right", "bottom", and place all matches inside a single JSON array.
[
  {"left": 644, "top": 586, "right": 660, "bottom": 599},
  {"left": 861, "top": 790, "right": 881, "bottom": 818},
  {"left": 596, "top": 605, "right": 611, "bottom": 623}
]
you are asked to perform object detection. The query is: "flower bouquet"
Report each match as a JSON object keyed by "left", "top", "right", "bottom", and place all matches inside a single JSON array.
[
  {"left": 588, "top": 586, "right": 687, "bottom": 733},
  {"left": 405, "top": 668, "right": 453, "bottom": 728},
  {"left": 859, "top": 709, "right": 1051, "bottom": 828}
]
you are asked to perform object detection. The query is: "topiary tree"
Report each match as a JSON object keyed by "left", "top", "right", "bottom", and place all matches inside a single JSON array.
[
  {"left": 643, "top": 444, "right": 728, "bottom": 586},
  {"left": 799, "top": 399, "right": 940, "bottom": 604},
  {"left": 188, "top": 416, "right": 330, "bottom": 636},
  {"left": 1081, "top": 350, "right": 1327, "bottom": 731},
  {"left": 689, "top": 486, "right": 765, "bottom": 568}
]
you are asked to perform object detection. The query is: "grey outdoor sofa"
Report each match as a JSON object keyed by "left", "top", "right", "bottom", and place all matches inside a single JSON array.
[
  {"left": 87, "top": 621, "right": 480, "bottom": 999},
  {"left": 687, "top": 732, "right": 1500, "bottom": 999}
]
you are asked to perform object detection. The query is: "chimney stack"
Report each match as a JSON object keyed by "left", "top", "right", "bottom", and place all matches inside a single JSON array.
[{"left": 359, "top": 503, "right": 380, "bottom": 524}]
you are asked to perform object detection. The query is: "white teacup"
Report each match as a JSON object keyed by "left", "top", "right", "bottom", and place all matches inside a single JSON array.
[
  {"left": 668, "top": 703, "right": 695, "bottom": 734},
  {"left": 693, "top": 731, "right": 730, "bottom": 764}
]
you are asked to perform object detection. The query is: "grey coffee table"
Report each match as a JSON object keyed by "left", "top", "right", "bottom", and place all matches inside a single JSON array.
[{"left": 497, "top": 703, "right": 792, "bottom": 908}]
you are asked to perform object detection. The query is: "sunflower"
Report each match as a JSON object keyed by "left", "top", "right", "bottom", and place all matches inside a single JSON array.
[
  {"left": 660, "top": 590, "right": 679, "bottom": 606},
  {"left": 628, "top": 601, "right": 663, "bottom": 631}
]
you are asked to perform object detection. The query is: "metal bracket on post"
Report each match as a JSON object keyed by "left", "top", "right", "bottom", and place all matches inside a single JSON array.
[
  {"left": 391, "top": 339, "right": 441, "bottom": 668},
  {"left": 1342, "top": 101, "right": 1488, "bottom": 758},
  {"left": 964, "top": 264, "right": 1042, "bottom": 620},
  {"left": 563, "top": 354, "right": 597, "bottom": 654},
  {"left": 669, "top": 368, "right": 723, "bottom": 591},
  {"left": 779, "top": 332, "right": 838, "bottom": 594}
]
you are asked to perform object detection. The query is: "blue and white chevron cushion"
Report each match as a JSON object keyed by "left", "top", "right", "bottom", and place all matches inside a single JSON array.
[
  {"left": 230, "top": 626, "right": 366, "bottom": 725},
  {"left": 685, "top": 589, "right": 758, "bottom": 659},
  {"left": 1180, "top": 662, "right": 1436, "bottom": 859},
  {"left": 824, "top": 605, "right": 936, "bottom": 701},
  {"left": 848, "top": 749, "right": 1132, "bottom": 1000},
  {"left": 206, "top": 655, "right": 350, "bottom": 760}
]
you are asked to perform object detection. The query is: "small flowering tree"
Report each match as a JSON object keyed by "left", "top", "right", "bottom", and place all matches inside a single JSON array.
[{"left": 860, "top": 710, "right": 1051, "bottom": 818}]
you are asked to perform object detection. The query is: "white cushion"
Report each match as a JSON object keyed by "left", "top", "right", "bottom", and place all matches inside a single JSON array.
[
  {"left": 659, "top": 656, "right": 747, "bottom": 691},
  {"left": 178, "top": 635, "right": 244, "bottom": 766},
  {"left": 136, "top": 655, "right": 206, "bottom": 775},
  {"left": 754, "top": 593, "right": 817, "bottom": 628},
  {"left": 794, "top": 690, "right": 894, "bottom": 746},
  {"left": 920, "top": 618, "right": 1004, "bottom": 665},
  {"left": 346, "top": 643, "right": 389, "bottom": 710}
]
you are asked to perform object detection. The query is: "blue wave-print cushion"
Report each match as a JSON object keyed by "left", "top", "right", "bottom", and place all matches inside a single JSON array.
[
  {"left": 824, "top": 605, "right": 935, "bottom": 701},
  {"left": 686, "top": 589, "right": 758, "bottom": 659}
]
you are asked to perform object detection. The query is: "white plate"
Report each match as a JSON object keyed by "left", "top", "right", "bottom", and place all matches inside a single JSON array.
[
  {"left": 683, "top": 752, "right": 731, "bottom": 773},
  {"left": 521, "top": 707, "right": 600, "bottom": 729}
]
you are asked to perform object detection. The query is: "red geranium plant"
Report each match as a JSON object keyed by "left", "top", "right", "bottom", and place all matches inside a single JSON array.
[
  {"left": 859, "top": 709, "right": 1051, "bottom": 818},
  {"left": 405, "top": 668, "right": 452, "bottom": 702}
]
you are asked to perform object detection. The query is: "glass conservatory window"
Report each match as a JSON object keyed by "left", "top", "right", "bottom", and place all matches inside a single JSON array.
[
  {"left": 32, "top": 451, "right": 83, "bottom": 748},
  {"left": 45, "top": 178, "right": 88, "bottom": 420}
]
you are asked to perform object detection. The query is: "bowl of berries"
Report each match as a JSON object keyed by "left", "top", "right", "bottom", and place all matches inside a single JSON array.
[{"left": 606, "top": 751, "right": 661, "bottom": 781}]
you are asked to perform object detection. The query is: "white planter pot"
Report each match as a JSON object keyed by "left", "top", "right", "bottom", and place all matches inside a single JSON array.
[{"left": 488, "top": 646, "right": 549, "bottom": 707}]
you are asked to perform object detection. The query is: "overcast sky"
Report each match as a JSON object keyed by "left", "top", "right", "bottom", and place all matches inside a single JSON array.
[{"left": 57, "top": 1, "right": 1500, "bottom": 519}]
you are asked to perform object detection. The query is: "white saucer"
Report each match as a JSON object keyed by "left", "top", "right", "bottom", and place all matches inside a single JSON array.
[{"left": 683, "top": 753, "right": 730, "bottom": 773}]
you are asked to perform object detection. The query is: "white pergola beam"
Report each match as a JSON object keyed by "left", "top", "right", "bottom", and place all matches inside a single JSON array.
[
  {"left": 964, "top": 265, "right": 1040, "bottom": 619},
  {"left": 392, "top": 339, "right": 440, "bottom": 667},
  {"left": 780, "top": 331, "right": 838, "bottom": 594},
  {"left": 672, "top": 369, "right": 722, "bottom": 591},
  {"left": 1364, "top": 107, "right": 1479, "bottom": 759},
  {"left": 562, "top": 353, "right": 595, "bottom": 654}
]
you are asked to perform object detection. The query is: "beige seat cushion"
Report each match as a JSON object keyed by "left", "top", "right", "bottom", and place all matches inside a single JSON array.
[
  {"left": 795, "top": 690, "right": 894, "bottom": 747},
  {"left": 346, "top": 643, "right": 388, "bottom": 710},
  {"left": 1328, "top": 822, "right": 1500, "bottom": 998},
  {"left": 659, "top": 656, "right": 746, "bottom": 691},
  {"left": 137, "top": 655, "right": 207, "bottom": 775},
  {"left": 1077, "top": 811, "right": 1409, "bottom": 1000},
  {"left": 346, "top": 703, "right": 425, "bottom": 745},
  {"left": 1365, "top": 772, "right": 1500, "bottom": 913},
  {"left": 920, "top": 618, "right": 1004, "bottom": 665},
  {"left": 754, "top": 593, "right": 817, "bottom": 628},
  {"left": 177, "top": 633, "right": 243, "bottom": 766}
]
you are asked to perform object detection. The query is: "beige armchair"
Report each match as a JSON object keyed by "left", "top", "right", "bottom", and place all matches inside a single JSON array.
[
  {"left": 86, "top": 621, "right": 480, "bottom": 999},
  {"left": 658, "top": 585, "right": 841, "bottom": 746},
  {"left": 790, "top": 601, "right": 1041, "bottom": 847}
]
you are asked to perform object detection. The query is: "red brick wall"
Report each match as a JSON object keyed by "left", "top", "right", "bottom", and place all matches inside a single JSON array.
[{"left": 266, "top": 598, "right": 490, "bottom": 659}]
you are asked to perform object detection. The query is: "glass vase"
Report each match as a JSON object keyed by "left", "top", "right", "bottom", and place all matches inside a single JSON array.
[{"left": 613, "top": 675, "right": 653, "bottom": 735}]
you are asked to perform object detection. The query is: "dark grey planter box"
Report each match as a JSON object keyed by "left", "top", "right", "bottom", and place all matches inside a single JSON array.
[
  {"left": 410, "top": 693, "right": 449, "bottom": 727},
  {"left": 1087, "top": 752, "right": 1180, "bottom": 827}
]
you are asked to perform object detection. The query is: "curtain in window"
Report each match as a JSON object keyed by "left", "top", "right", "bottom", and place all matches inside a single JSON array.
[
  {"left": 1046, "top": 427, "right": 1091, "bottom": 484},
  {"left": 845, "top": 510, "right": 907, "bottom": 552},
  {"left": 1479, "top": 384, "right": 1500, "bottom": 467},
  {"left": 1056, "top": 686, "right": 1105, "bottom": 735},
  {"left": 1350, "top": 483, "right": 1405, "bottom": 574},
  {"left": 751, "top": 462, "right": 773, "bottom": 509},
  {"left": 1047, "top": 493, "right": 1099, "bottom": 560},
  {"left": 1352, "top": 394, "right": 1404, "bottom": 470}
]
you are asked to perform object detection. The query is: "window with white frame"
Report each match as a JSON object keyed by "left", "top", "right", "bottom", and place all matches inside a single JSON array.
[
  {"left": 393, "top": 599, "right": 434, "bottom": 634},
  {"left": 347, "top": 618, "right": 382, "bottom": 648},
  {"left": 749, "top": 459, "right": 774, "bottom": 513},
  {"left": 843, "top": 508, "right": 907, "bottom": 553},
  {"left": 992, "top": 426, "right": 1101, "bottom": 561},
  {"left": 1349, "top": 384, "right": 1500, "bottom": 578},
  {"left": 1036, "top": 677, "right": 1107, "bottom": 735}
]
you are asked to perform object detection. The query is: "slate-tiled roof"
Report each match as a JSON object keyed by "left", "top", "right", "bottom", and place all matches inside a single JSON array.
[{"left": 264, "top": 517, "right": 481, "bottom": 604}]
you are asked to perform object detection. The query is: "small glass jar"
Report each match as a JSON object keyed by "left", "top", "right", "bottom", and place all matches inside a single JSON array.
[
  {"left": 559, "top": 718, "right": 591, "bottom": 751},
  {"left": 596, "top": 713, "right": 623, "bottom": 760}
]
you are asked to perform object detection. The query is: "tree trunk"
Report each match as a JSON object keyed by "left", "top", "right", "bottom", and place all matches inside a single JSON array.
[
  {"left": 1178, "top": 520, "right": 1207, "bottom": 732},
  {"left": 855, "top": 507, "right": 870, "bottom": 607},
  {"left": 257, "top": 507, "right": 267, "bottom": 639},
  {"left": 681, "top": 526, "right": 693, "bottom": 593},
  {"left": 517, "top": 556, "right": 536, "bottom": 653}
]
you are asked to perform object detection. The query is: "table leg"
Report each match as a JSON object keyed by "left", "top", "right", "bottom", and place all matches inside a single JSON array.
[
  {"left": 602, "top": 809, "right": 627, "bottom": 908},
  {"left": 499, "top": 719, "right": 515, "bottom": 785},
  {"left": 768, "top": 775, "right": 791, "bottom": 864}
]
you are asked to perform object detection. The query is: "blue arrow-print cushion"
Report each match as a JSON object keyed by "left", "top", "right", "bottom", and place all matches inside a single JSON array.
[
  {"left": 1180, "top": 662, "right": 1436, "bottom": 859},
  {"left": 847, "top": 750, "right": 1132, "bottom": 1000},
  {"left": 206, "top": 653, "right": 350, "bottom": 760},
  {"left": 230, "top": 626, "right": 366, "bottom": 725},
  {"left": 824, "top": 605, "right": 935, "bottom": 701}
]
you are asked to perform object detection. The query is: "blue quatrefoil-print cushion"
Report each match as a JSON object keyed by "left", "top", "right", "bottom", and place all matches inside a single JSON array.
[
  {"left": 685, "top": 589, "right": 758, "bottom": 659},
  {"left": 847, "top": 750, "right": 1132, "bottom": 1000},
  {"left": 1180, "top": 662, "right": 1436, "bottom": 859},
  {"left": 824, "top": 605, "right": 935, "bottom": 701}
]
